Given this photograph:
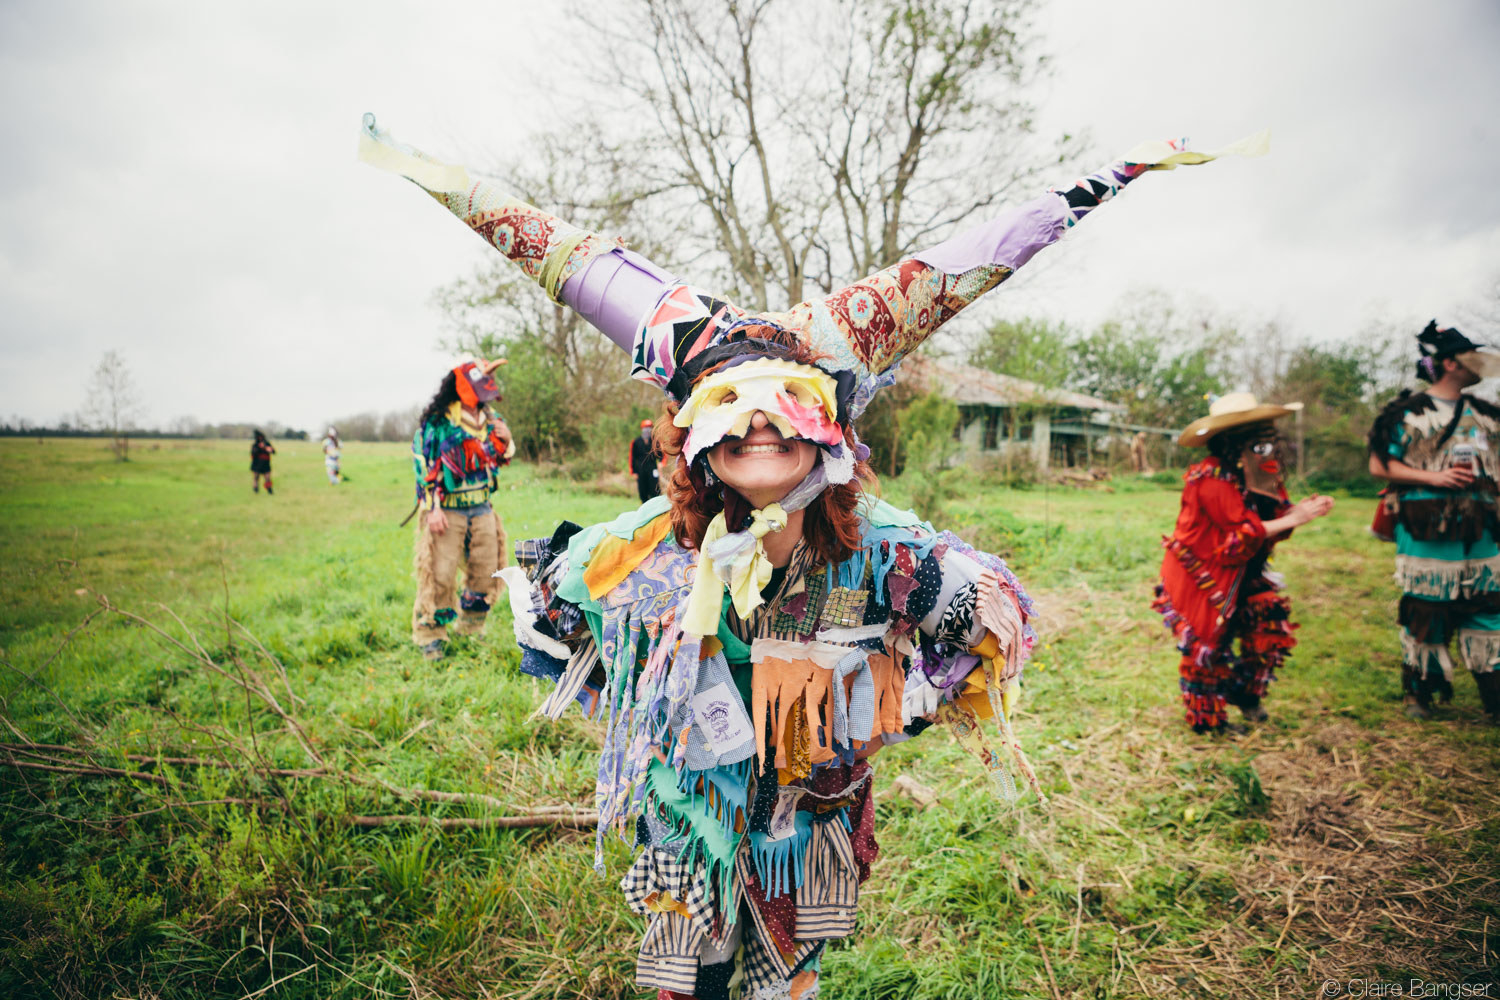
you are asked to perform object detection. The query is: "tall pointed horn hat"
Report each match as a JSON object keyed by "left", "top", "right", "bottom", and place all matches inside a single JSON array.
[{"left": 358, "top": 113, "right": 1266, "bottom": 420}]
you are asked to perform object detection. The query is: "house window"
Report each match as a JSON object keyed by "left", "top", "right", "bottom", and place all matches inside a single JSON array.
[
  {"left": 997, "top": 409, "right": 1034, "bottom": 441},
  {"left": 983, "top": 411, "right": 999, "bottom": 450}
]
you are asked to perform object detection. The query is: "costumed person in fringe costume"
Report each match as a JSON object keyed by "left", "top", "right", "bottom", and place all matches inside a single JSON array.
[
  {"left": 1152, "top": 394, "right": 1334, "bottom": 733},
  {"left": 633, "top": 418, "right": 662, "bottom": 503},
  {"left": 1368, "top": 321, "right": 1500, "bottom": 723},
  {"left": 250, "top": 429, "right": 275, "bottom": 495},
  {"left": 361, "top": 114, "right": 1264, "bottom": 998},
  {"left": 410, "top": 359, "right": 517, "bottom": 661},
  {"left": 322, "top": 426, "right": 343, "bottom": 484}
]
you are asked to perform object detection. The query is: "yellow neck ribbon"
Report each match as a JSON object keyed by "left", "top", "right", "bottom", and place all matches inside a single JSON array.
[{"left": 682, "top": 503, "right": 788, "bottom": 637}]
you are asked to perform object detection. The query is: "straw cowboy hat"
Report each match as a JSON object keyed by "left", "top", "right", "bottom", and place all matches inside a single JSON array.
[{"left": 1178, "top": 392, "right": 1298, "bottom": 446}]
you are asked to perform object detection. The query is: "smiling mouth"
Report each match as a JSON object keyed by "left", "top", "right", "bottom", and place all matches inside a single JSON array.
[{"left": 731, "top": 442, "right": 791, "bottom": 456}]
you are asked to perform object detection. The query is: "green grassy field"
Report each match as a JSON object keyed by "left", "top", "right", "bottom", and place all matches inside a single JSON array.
[{"left": 1, "top": 438, "right": 1496, "bottom": 999}]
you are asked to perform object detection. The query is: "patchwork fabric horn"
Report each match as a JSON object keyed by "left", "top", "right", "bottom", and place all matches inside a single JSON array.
[
  {"left": 359, "top": 114, "right": 1267, "bottom": 416},
  {"left": 358, "top": 114, "right": 674, "bottom": 358}
]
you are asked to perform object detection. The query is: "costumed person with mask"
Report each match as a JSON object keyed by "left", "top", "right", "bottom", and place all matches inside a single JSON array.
[
  {"left": 361, "top": 114, "right": 1265, "bottom": 997},
  {"left": 632, "top": 419, "right": 661, "bottom": 502},
  {"left": 1152, "top": 395, "right": 1334, "bottom": 733},
  {"left": 250, "top": 430, "right": 275, "bottom": 495},
  {"left": 322, "top": 426, "right": 342, "bottom": 484},
  {"left": 410, "top": 359, "right": 517, "bottom": 661},
  {"left": 1368, "top": 321, "right": 1500, "bottom": 723}
]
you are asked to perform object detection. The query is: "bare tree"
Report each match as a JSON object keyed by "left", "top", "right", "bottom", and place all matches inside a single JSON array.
[
  {"left": 84, "top": 350, "right": 145, "bottom": 461},
  {"left": 578, "top": 0, "right": 1072, "bottom": 308},
  {"left": 329, "top": 412, "right": 379, "bottom": 442},
  {"left": 429, "top": 127, "right": 686, "bottom": 462},
  {"left": 376, "top": 405, "right": 422, "bottom": 443},
  {"left": 439, "top": 0, "right": 1070, "bottom": 327}
]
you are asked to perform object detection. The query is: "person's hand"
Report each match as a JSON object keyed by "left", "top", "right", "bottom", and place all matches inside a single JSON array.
[
  {"left": 1292, "top": 495, "right": 1335, "bottom": 525},
  {"left": 1429, "top": 465, "right": 1476, "bottom": 489},
  {"left": 426, "top": 509, "right": 449, "bottom": 535}
]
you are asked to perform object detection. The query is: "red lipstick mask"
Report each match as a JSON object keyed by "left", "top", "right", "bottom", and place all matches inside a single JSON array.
[{"left": 1242, "top": 438, "right": 1285, "bottom": 497}]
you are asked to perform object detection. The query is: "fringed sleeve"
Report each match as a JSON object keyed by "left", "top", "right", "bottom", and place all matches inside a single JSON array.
[
  {"left": 1194, "top": 477, "right": 1267, "bottom": 567},
  {"left": 500, "top": 521, "right": 599, "bottom": 714},
  {"left": 411, "top": 423, "right": 443, "bottom": 512},
  {"left": 879, "top": 525, "right": 1043, "bottom": 802},
  {"left": 1368, "top": 391, "right": 1425, "bottom": 463}
]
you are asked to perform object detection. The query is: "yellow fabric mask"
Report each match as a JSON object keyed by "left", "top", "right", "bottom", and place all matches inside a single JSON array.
[{"left": 673, "top": 359, "right": 843, "bottom": 464}]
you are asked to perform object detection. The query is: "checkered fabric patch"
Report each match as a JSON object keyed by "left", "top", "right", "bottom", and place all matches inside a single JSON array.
[
  {"left": 513, "top": 536, "right": 551, "bottom": 574},
  {"left": 772, "top": 570, "right": 827, "bottom": 638}
]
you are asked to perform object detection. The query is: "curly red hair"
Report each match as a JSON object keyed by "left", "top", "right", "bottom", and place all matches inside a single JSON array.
[{"left": 652, "top": 343, "right": 876, "bottom": 567}]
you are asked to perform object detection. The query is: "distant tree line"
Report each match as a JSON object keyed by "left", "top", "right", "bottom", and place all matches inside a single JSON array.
[
  {"left": 0, "top": 420, "right": 309, "bottom": 441},
  {"left": 319, "top": 406, "right": 423, "bottom": 443},
  {"left": 426, "top": 272, "right": 1469, "bottom": 490},
  {"left": 10, "top": 351, "right": 312, "bottom": 449}
]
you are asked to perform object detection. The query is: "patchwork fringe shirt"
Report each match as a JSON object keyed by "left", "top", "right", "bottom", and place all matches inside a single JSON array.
[
  {"left": 508, "top": 495, "right": 1036, "bottom": 988},
  {"left": 411, "top": 402, "right": 510, "bottom": 511},
  {"left": 1371, "top": 393, "right": 1500, "bottom": 662},
  {"left": 1372, "top": 393, "right": 1500, "bottom": 596}
]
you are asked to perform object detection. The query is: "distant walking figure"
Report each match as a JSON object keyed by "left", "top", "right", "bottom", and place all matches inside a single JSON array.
[
  {"left": 629, "top": 418, "right": 660, "bottom": 502},
  {"left": 250, "top": 430, "right": 275, "bottom": 495},
  {"left": 1130, "top": 431, "right": 1149, "bottom": 473},
  {"left": 322, "top": 426, "right": 342, "bottom": 484}
]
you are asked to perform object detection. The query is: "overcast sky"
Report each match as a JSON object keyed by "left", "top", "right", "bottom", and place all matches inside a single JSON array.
[{"left": 2, "top": 0, "right": 1497, "bottom": 432}]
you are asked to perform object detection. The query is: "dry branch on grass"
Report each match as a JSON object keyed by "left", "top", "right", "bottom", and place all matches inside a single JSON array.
[
  {"left": 346, "top": 811, "right": 597, "bottom": 830},
  {"left": 0, "top": 603, "right": 596, "bottom": 835},
  {"left": 1, "top": 744, "right": 600, "bottom": 829}
]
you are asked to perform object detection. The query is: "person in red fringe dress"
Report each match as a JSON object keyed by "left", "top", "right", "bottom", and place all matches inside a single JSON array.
[{"left": 1153, "top": 394, "right": 1334, "bottom": 732}]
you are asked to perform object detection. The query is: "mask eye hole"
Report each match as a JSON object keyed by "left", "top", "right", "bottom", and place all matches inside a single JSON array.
[
  {"left": 1252, "top": 441, "right": 1275, "bottom": 457},
  {"left": 782, "top": 382, "right": 816, "bottom": 407},
  {"left": 703, "top": 387, "right": 738, "bottom": 409}
]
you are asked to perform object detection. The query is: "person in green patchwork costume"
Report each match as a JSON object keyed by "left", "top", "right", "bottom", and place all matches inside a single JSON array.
[{"left": 1369, "top": 321, "right": 1500, "bottom": 722}]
